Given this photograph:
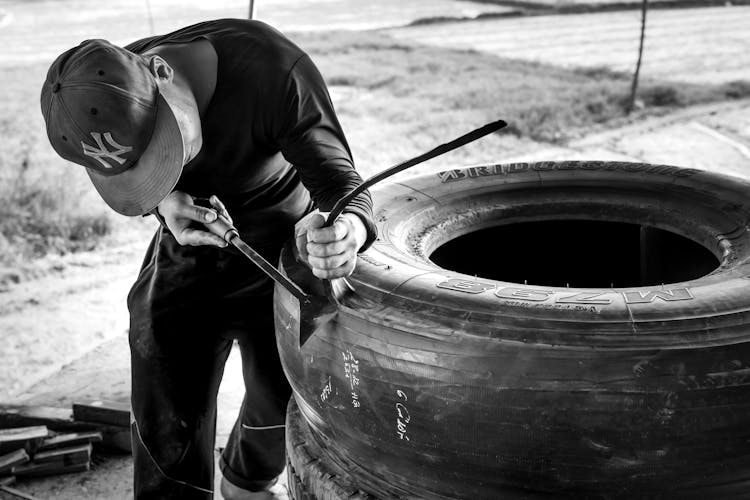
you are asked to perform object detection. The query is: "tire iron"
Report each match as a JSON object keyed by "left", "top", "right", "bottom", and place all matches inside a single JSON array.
[{"left": 204, "top": 119, "right": 507, "bottom": 348}]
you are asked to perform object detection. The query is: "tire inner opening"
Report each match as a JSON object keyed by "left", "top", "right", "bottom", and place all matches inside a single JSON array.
[{"left": 429, "top": 220, "right": 719, "bottom": 288}]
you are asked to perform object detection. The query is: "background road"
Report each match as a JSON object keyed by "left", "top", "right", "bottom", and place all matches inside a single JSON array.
[
  {"left": 0, "top": 0, "right": 511, "bottom": 66},
  {"left": 4, "top": 1, "right": 747, "bottom": 85},
  {"left": 391, "top": 5, "right": 750, "bottom": 84}
]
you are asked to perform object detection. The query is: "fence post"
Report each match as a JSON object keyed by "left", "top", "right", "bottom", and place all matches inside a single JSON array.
[{"left": 628, "top": 0, "right": 649, "bottom": 113}]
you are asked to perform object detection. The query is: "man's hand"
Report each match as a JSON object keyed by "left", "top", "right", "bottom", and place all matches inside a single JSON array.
[
  {"left": 295, "top": 211, "right": 367, "bottom": 279},
  {"left": 157, "top": 191, "right": 230, "bottom": 248}
]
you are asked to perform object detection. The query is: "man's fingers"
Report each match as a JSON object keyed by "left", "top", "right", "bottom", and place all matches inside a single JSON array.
[
  {"left": 311, "top": 258, "right": 356, "bottom": 279},
  {"left": 308, "top": 213, "right": 326, "bottom": 230},
  {"left": 210, "top": 195, "right": 233, "bottom": 224},
  {"left": 307, "top": 252, "right": 350, "bottom": 271},
  {"left": 209, "top": 195, "right": 225, "bottom": 211},
  {"left": 295, "top": 232, "right": 309, "bottom": 263},
  {"left": 306, "top": 239, "right": 352, "bottom": 257},
  {"left": 175, "top": 228, "right": 227, "bottom": 248},
  {"left": 295, "top": 211, "right": 332, "bottom": 268},
  {"left": 177, "top": 204, "right": 218, "bottom": 223},
  {"left": 304, "top": 214, "right": 360, "bottom": 274},
  {"left": 308, "top": 220, "right": 347, "bottom": 243}
]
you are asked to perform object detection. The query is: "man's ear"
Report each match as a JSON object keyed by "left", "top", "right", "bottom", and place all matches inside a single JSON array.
[{"left": 147, "top": 55, "right": 174, "bottom": 82}]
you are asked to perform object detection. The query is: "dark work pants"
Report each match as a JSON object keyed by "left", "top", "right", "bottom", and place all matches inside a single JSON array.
[{"left": 127, "top": 228, "right": 292, "bottom": 499}]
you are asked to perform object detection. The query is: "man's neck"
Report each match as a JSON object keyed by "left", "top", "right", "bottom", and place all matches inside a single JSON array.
[{"left": 148, "top": 39, "right": 217, "bottom": 117}]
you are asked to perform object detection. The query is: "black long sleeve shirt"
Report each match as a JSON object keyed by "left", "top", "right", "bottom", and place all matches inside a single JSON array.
[{"left": 127, "top": 19, "right": 376, "bottom": 250}]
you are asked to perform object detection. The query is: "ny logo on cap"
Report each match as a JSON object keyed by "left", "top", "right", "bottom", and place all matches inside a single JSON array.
[{"left": 81, "top": 132, "right": 133, "bottom": 169}]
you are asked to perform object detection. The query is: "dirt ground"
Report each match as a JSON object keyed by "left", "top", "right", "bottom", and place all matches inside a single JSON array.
[{"left": 1, "top": 96, "right": 748, "bottom": 500}]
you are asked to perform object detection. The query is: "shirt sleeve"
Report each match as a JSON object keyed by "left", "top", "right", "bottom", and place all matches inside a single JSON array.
[{"left": 273, "top": 54, "right": 377, "bottom": 251}]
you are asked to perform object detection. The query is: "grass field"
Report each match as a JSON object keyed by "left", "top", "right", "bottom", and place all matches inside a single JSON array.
[{"left": 2, "top": 29, "right": 748, "bottom": 272}]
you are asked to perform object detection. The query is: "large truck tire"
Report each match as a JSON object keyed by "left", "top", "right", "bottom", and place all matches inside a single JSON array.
[
  {"left": 286, "top": 397, "right": 376, "bottom": 500},
  {"left": 275, "top": 161, "right": 750, "bottom": 499}
]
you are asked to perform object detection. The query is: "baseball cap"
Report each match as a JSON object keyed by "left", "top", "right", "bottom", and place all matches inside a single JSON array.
[{"left": 40, "top": 39, "right": 185, "bottom": 216}]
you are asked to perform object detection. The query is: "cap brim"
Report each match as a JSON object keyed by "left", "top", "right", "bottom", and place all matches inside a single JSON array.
[{"left": 87, "top": 93, "right": 184, "bottom": 216}]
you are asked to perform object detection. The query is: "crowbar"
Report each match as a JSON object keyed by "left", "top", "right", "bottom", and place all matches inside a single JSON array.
[{"left": 204, "top": 119, "right": 507, "bottom": 347}]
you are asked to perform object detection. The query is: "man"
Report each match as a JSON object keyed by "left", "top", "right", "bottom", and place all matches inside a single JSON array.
[{"left": 40, "top": 18, "right": 376, "bottom": 499}]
